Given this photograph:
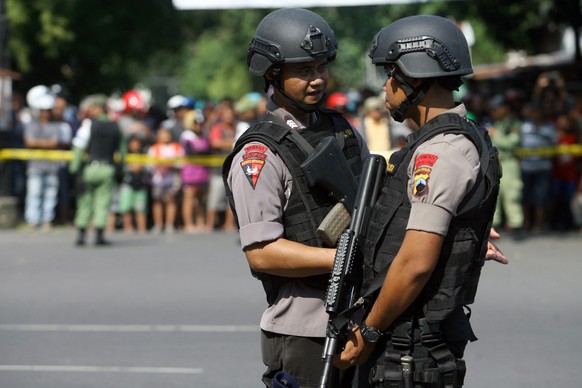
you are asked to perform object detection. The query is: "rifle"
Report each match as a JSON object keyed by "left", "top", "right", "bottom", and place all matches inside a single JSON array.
[
  {"left": 300, "top": 136, "right": 358, "bottom": 247},
  {"left": 319, "top": 154, "right": 387, "bottom": 388}
]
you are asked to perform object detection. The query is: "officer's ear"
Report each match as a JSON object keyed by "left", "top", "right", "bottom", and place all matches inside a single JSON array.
[
  {"left": 410, "top": 77, "right": 424, "bottom": 88},
  {"left": 264, "top": 66, "right": 282, "bottom": 92},
  {"left": 265, "top": 66, "right": 281, "bottom": 82}
]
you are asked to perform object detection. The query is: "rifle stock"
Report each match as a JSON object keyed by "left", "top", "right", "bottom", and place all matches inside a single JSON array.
[{"left": 319, "top": 154, "right": 387, "bottom": 388}]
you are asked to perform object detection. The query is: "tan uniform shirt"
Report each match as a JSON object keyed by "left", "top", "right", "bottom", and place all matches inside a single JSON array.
[
  {"left": 406, "top": 104, "right": 484, "bottom": 235},
  {"left": 226, "top": 98, "right": 369, "bottom": 337}
]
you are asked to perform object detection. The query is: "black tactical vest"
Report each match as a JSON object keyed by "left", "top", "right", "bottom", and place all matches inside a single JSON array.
[
  {"left": 363, "top": 113, "right": 501, "bottom": 322},
  {"left": 87, "top": 120, "right": 121, "bottom": 163},
  {"left": 223, "top": 109, "right": 363, "bottom": 305}
]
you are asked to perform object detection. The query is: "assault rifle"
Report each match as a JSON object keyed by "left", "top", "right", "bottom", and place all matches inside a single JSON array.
[
  {"left": 300, "top": 136, "right": 358, "bottom": 247},
  {"left": 319, "top": 154, "right": 387, "bottom": 388}
]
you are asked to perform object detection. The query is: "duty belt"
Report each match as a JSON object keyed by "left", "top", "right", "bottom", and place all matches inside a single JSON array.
[
  {"left": 374, "top": 316, "right": 465, "bottom": 388},
  {"left": 388, "top": 317, "right": 442, "bottom": 347}
]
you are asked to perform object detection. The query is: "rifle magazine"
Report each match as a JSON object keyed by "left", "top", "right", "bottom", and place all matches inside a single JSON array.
[{"left": 317, "top": 202, "right": 351, "bottom": 247}]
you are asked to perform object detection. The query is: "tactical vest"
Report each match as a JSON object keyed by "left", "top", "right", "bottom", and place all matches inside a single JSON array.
[
  {"left": 87, "top": 120, "right": 121, "bottom": 164},
  {"left": 363, "top": 113, "right": 501, "bottom": 322},
  {"left": 223, "top": 109, "right": 363, "bottom": 305}
]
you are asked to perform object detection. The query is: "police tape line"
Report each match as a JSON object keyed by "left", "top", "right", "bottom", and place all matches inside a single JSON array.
[
  {"left": 0, "top": 149, "right": 227, "bottom": 167},
  {"left": 514, "top": 144, "right": 582, "bottom": 157},
  {"left": 1, "top": 146, "right": 581, "bottom": 165}
]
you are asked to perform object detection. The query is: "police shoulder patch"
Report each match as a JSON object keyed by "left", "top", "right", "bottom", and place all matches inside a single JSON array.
[
  {"left": 413, "top": 153, "right": 438, "bottom": 198},
  {"left": 240, "top": 144, "right": 268, "bottom": 190}
]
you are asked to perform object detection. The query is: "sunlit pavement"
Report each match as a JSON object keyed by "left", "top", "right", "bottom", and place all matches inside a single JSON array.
[{"left": 0, "top": 227, "right": 581, "bottom": 387}]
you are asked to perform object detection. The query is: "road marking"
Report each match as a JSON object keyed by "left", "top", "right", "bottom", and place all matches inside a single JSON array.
[
  {"left": 0, "top": 365, "right": 203, "bottom": 374},
  {"left": 0, "top": 324, "right": 259, "bottom": 333}
]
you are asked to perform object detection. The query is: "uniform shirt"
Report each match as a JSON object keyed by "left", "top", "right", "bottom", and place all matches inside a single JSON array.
[
  {"left": 226, "top": 98, "right": 369, "bottom": 337},
  {"left": 488, "top": 114, "right": 521, "bottom": 162},
  {"left": 406, "top": 104, "right": 485, "bottom": 236},
  {"left": 363, "top": 115, "right": 391, "bottom": 153}
]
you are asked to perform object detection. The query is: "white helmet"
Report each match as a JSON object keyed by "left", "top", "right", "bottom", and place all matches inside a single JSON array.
[
  {"left": 26, "top": 85, "right": 56, "bottom": 110},
  {"left": 167, "top": 95, "right": 195, "bottom": 110}
]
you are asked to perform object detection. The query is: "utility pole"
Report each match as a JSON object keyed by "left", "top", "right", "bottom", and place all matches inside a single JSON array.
[
  {"left": 0, "top": 0, "right": 13, "bottom": 197},
  {"left": 0, "top": 0, "right": 11, "bottom": 130}
]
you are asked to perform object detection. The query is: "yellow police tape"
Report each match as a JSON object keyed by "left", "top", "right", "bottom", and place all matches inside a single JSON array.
[
  {"left": 0, "top": 149, "right": 227, "bottom": 167},
  {"left": 514, "top": 144, "right": 582, "bottom": 158},
  {"left": 367, "top": 145, "right": 582, "bottom": 162},
  {"left": 1, "top": 145, "right": 581, "bottom": 166}
]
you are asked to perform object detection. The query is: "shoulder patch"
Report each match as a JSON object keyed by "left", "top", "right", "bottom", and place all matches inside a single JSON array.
[
  {"left": 240, "top": 144, "right": 268, "bottom": 189},
  {"left": 413, "top": 153, "right": 438, "bottom": 198}
]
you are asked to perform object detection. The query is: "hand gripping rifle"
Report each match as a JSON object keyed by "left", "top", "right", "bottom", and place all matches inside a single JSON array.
[{"left": 319, "top": 154, "right": 386, "bottom": 388}]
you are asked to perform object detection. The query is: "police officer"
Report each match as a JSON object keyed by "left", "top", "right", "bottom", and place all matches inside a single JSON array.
[
  {"left": 222, "top": 8, "right": 369, "bottom": 388},
  {"left": 70, "top": 94, "right": 125, "bottom": 246},
  {"left": 334, "top": 15, "right": 502, "bottom": 387}
]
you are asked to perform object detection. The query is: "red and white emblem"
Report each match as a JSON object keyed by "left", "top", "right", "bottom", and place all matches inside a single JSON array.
[
  {"left": 240, "top": 144, "right": 268, "bottom": 189},
  {"left": 413, "top": 153, "right": 438, "bottom": 198}
]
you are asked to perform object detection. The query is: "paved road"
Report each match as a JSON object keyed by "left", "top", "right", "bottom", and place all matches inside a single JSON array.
[
  {"left": 0, "top": 227, "right": 581, "bottom": 387},
  {"left": 0, "top": 228, "right": 264, "bottom": 388}
]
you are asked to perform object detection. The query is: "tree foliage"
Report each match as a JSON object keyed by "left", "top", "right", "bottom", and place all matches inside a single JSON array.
[
  {"left": 7, "top": 0, "right": 183, "bottom": 101},
  {"left": 5, "top": 0, "right": 581, "bottom": 105}
]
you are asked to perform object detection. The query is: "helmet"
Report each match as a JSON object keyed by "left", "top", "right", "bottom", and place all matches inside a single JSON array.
[
  {"left": 247, "top": 8, "right": 337, "bottom": 76},
  {"left": 325, "top": 91, "right": 349, "bottom": 109},
  {"left": 234, "top": 92, "right": 263, "bottom": 113},
  {"left": 26, "top": 85, "right": 56, "bottom": 110},
  {"left": 79, "top": 94, "right": 108, "bottom": 113},
  {"left": 122, "top": 90, "right": 149, "bottom": 113},
  {"left": 369, "top": 15, "right": 472, "bottom": 79},
  {"left": 167, "top": 95, "right": 195, "bottom": 110},
  {"left": 107, "top": 92, "right": 125, "bottom": 114}
]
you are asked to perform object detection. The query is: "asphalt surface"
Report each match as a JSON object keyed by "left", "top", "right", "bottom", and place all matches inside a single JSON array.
[{"left": 0, "top": 227, "right": 581, "bottom": 387}]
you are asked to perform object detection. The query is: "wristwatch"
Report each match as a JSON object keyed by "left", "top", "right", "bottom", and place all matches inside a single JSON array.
[{"left": 360, "top": 321, "right": 382, "bottom": 343}]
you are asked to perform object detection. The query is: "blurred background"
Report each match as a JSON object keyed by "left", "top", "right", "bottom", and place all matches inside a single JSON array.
[
  {"left": 1, "top": 0, "right": 582, "bottom": 234},
  {"left": 1, "top": 0, "right": 581, "bottom": 107}
]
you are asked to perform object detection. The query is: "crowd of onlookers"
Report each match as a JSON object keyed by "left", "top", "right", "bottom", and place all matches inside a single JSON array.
[
  {"left": 463, "top": 71, "right": 582, "bottom": 236},
  {"left": 6, "top": 86, "right": 272, "bottom": 234},
  {"left": 4, "top": 70, "right": 582, "bottom": 236}
]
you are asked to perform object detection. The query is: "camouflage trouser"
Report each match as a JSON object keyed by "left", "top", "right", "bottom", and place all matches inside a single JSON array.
[
  {"left": 361, "top": 319, "right": 467, "bottom": 388},
  {"left": 74, "top": 162, "right": 115, "bottom": 229}
]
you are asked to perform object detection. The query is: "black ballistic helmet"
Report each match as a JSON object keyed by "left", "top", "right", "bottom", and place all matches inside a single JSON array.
[
  {"left": 369, "top": 15, "right": 472, "bottom": 79},
  {"left": 247, "top": 8, "right": 338, "bottom": 76}
]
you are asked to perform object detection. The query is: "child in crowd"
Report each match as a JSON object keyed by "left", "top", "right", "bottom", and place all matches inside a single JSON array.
[
  {"left": 147, "top": 126, "right": 184, "bottom": 234},
  {"left": 180, "top": 109, "right": 210, "bottom": 233},
  {"left": 118, "top": 134, "right": 149, "bottom": 233}
]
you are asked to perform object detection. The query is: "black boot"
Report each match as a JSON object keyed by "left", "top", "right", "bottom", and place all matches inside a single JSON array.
[
  {"left": 76, "top": 228, "right": 86, "bottom": 246},
  {"left": 95, "top": 228, "right": 111, "bottom": 246}
]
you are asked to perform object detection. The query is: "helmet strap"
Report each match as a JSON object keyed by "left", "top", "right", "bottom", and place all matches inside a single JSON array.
[
  {"left": 390, "top": 73, "right": 434, "bottom": 122},
  {"left": 268, "top": 69, "right": 324, "bottom": 113}
]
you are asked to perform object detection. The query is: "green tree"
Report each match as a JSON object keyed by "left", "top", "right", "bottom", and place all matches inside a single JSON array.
[
  {"left": 7, "top": 0, "right": 75, "bottom": 74},
  {"left": 7, "top": 0, "right": 183, "bottom": 101},
  {"left": 6, "top": 1, "right": 580, "bottom": 105},
  {"left": 176, "top": 9, "right": 265, "bottom": 101}
]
